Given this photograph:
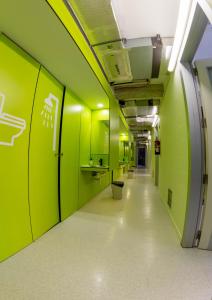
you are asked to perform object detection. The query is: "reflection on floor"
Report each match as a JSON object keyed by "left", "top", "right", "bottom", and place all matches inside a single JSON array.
[{"left": 0, "top": 170, "right": 212, "bottom": 300}]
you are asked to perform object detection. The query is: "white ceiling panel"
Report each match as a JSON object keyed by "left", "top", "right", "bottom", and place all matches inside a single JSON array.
[{"left": 111, "top": 0, "right": 181, "bottom": 39}]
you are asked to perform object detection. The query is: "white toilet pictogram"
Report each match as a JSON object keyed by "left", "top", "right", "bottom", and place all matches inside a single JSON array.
[{"left": 0, "top": 92, "right": 26, "bottom": 146}]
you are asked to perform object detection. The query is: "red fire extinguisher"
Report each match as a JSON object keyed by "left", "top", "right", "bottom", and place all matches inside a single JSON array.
[{"left": 155, "top": 139, "right": 161, "bottom": 155}]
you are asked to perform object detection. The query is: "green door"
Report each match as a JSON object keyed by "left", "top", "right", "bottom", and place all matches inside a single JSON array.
[
  {"left": 0, "top": 35, "right": 40, "bottom": 261},
  {"left": 60, "top": 89, "right": 81, "bottom": 220},
  {"left": 29, "top": 67, "right": 64, "bottom": 240}
]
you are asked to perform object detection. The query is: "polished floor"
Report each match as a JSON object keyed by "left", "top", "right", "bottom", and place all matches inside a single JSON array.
[{"left": 1, "top": 170, "right": 212, "bottom": 300}]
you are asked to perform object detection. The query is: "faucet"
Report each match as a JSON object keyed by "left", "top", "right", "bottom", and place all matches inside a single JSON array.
[{"left": 99, "top": 158, "right": 103, "bottom": 166}]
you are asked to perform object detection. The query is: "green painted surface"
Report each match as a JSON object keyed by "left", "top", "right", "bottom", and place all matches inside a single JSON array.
[
  {"left": 46, "top": 0, "right": 114, "bottom": 102},
  {"left": 60, "top": 89, "right": 81, "bottom": 221},
  {"left": 78, "top": 105, "right": 111, "bottom": 208},
  {"left": 159, "top": 65, "right": 189, "bottom": 236},
  {"left": 29, "top": 67, "right": 64, "bottom": 240},
  {"left": 0, "top": 35, "right": 39, "bottom": 261},
  {"left": 110, "top": 98, "right": 120, "bottom": 171},
  {"left": 80, "top": 106, "right": 92, "bottom": 166}
]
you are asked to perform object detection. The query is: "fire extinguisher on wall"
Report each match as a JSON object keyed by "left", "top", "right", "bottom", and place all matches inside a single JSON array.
[{"left": 155, "top": 138, "right": 161, "bottom": 155}]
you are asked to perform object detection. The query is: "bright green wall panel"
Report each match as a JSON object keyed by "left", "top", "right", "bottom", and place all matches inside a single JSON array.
[
  {"left": 80, "top": 106, "right": 91, "bottom": 165},
  {"left": 29, "top": 67, "right": 64, "bottom": 240},
  {"left": 78, "top": 171, "right": 111, "bottom": 208},
  {"left": 78, "top": 105, "right": 111, "bottom": 208},
  {"left": 159, "top": 65, "right": 189, "bottom": 237},
  {"left": 0, "top": 35, "right": 40, "bottom": 261},
  {"left": 119, "top": 141, "right": 125, "bottom": 161},
  {"left": 110, "top": 98, "right": 120, "bottom": 170},
  {"left": 60, "top": 89, "right": 81, "bottom": 221}
]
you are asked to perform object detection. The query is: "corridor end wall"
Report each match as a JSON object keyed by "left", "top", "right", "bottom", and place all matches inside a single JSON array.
[{"left": 159, "top": 65, "right": 189, "bottom": 238}]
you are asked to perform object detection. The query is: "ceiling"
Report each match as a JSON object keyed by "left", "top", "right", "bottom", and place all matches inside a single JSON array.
[
  {"left": 66, "top": 0, "right": 181, "bottom": 142},
  {"left": 111, "top": 0, "right": 180, "bottom": 39}
]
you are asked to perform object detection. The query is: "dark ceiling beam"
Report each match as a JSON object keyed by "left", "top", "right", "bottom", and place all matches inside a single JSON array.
[
  {"left": 112, "top": 79, "right": 150, "bottom": 89},
  {"left": 114, "top": 84, "right": 164, "bottom": 100},
  {"left": 151, "top": 34, "right": 163, "bottom": 78},
  {"left": 120, "top": 99, "right": 160, "bottom": 106}
]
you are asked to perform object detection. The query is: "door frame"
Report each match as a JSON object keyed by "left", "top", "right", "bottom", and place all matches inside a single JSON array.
[
  {"left": 179, "top": 0, "right": 212, "bottom": 247},
  {"left": 195, "top": 59, "right": 212, "bottom": 249}
]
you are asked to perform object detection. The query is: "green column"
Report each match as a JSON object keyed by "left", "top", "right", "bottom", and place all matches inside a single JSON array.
[{"left": 60, "top": 89, "right": 81, "bottom": 220}]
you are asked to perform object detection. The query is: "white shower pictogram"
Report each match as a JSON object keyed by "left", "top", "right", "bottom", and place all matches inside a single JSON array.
[{"left": 41, "top": 93, "right": 59, "bottom": 152}]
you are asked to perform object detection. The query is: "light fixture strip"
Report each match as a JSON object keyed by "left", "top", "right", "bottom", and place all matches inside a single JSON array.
[{"left": 168, "top": 0, "right": 193, "bottom": 72}]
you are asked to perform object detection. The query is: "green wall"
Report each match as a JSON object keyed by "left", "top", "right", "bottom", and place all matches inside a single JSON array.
[
  {"left": 110, "top": 98, "right": 120, "bottom": 178},
  {"left": 159, "top": 65, "right": 189, "bottom": 237},
  {"left": 0, "top": 31, "right": 113, "bottom": 260},
  {"left": 60, "top": 90, "right": 111, "bottom": 219},
  {"left": 29, "top": 67, "right": 64, "bottom": 240},
  {"left": 60, "top": 89, "right": 81, "bottom": 221},
  {"left": 0, "top": 1, "right": 129, "bottom": 261},
  {"left": 0, "top": 34, "right": 39, "bottom": 261},
  {"left": 78, "top": 106, "right": 111, "bottom": 208}
]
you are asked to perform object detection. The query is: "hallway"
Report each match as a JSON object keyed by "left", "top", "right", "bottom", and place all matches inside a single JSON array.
[{"left": 0, "top": 171, "right": 212, "bottom": 300}]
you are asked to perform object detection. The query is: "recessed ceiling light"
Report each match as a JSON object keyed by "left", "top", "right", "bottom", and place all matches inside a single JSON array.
[{"left": 97, "top": 103, "right": 104, "bottom": 108}]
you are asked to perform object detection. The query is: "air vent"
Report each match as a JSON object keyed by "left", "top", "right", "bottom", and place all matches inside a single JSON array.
[
  {"left": 167, "top": 189, "right": 172, "bottom": 208},
  {"left": 119, "top": 100, "right": 125, "bottom": 108},
  {"left": 103, "top": 49, "right": 133, "bottom": 84}
]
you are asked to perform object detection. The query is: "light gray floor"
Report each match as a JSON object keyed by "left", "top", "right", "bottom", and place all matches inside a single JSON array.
[{"left": 1, "top": 171, "right": 212, "bottom": 300}]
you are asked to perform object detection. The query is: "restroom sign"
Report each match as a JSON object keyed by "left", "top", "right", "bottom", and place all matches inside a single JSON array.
[{"left": 0, "top": 92, "right": 26, "bottom": 146}]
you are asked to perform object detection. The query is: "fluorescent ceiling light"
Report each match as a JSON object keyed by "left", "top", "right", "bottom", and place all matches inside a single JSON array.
[
  {"left": 152, "top": 115, "right": 160, "bottom": 128},
  {"left": 136, "top": 117, "right": 143, "bottom": 122},
  {"left": 97, "top": 103, "right": 104, "bottom": 108},
  {"left": 152, "top": 106, "right": 158, "bottom": 115},
  {"left": 168, "top": 0, "right": 193, "bottom": 72},
  {"left": 136, "top": 117, "right": 152, "bottom": 123}
]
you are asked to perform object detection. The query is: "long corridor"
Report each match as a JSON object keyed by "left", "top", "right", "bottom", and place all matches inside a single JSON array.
[{"left": 0, "top": 171, "right": 212, "bottom": 300}]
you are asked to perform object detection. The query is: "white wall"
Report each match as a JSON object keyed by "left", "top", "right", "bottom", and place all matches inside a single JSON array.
[{"left": 194, "top": 24, "right": 212, "bottom": 61}]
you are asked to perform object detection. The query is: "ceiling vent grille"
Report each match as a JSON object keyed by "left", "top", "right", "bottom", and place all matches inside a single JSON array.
[{"left": 102, "top": 49, "right": 133, "bottom": 84}]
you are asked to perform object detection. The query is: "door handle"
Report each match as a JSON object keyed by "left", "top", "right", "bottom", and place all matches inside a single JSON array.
[{"left": 54, "top": 152, "right": 63, "bottom": 157}]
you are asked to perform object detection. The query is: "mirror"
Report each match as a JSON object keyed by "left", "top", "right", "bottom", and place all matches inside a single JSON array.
[
  {"left": 90, "top": 109, "right": 109, "bottom": 166},
  {"left": 119, "top": 133, "right": 129, "bottom": 163}
]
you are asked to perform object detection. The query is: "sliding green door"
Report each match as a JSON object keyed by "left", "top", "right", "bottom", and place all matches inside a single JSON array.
[
  {"left": 60, "top": 89, "right": 81, "bottom": 220},
  {"left": 29, "top": 67, "right": 64, "bottom": 240},
  {"left": 0, "top": 35, "right": 40, "bottom": 261}
]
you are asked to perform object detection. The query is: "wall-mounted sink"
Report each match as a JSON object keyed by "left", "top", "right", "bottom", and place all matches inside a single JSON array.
[{"left": 80, "top": 165, "right": 109, "bottom": 173}]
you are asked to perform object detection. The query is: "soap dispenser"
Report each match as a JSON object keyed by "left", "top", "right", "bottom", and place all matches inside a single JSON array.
[{"left": 99, "top": 158, "right": 103, "bottom": 166}]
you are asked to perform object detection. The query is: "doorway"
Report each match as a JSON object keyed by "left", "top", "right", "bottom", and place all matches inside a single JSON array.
[{"left": 137, "top": 146, "right": 146, "bottom": 168}]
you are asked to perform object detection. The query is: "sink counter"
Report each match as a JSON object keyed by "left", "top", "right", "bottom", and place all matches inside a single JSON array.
[{"left": 80, "top": 165, "right": 109, "bottom": 173}]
